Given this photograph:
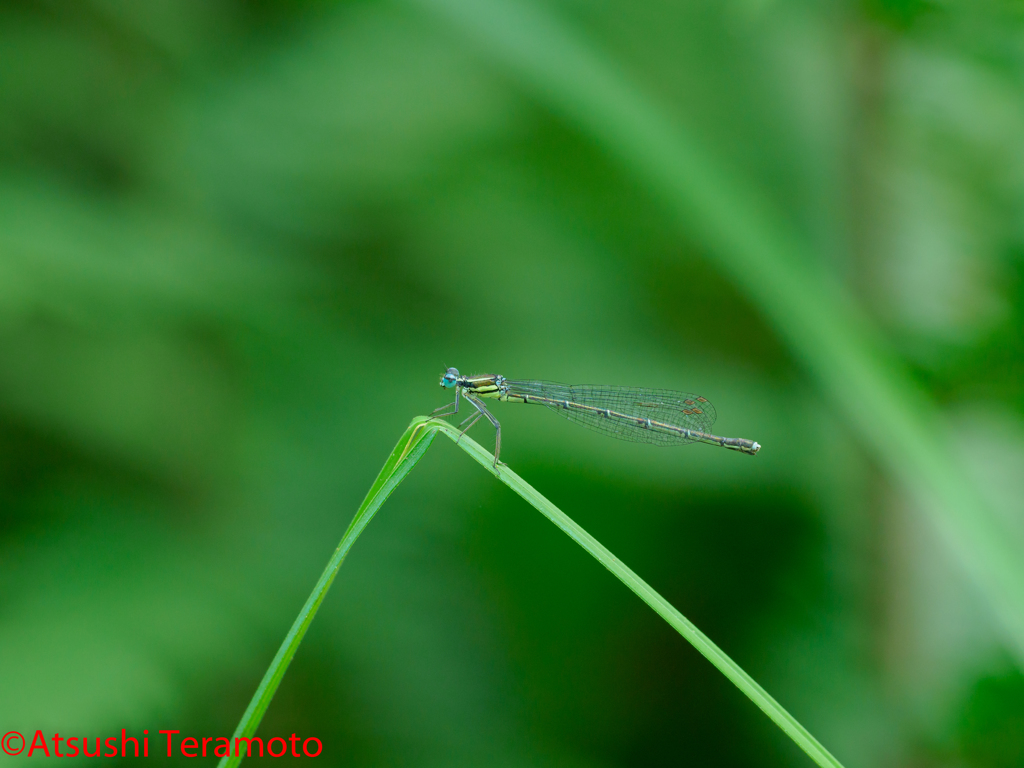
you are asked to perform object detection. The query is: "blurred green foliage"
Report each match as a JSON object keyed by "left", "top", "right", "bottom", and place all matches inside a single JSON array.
[{"left": 1, "top": 0, "right": 1023, "bottom": 766}]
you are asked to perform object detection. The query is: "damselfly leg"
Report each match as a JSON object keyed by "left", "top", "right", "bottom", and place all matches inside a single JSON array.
[
  {"left": 457, "top": 411, "right": 482, "bottom": 437},
  {"left": 432, "top": 384, "right": 504, "bottom": 466},
  {"left": 462, "top": 392, "right": 503, "bottom": 467},
  {"left": 431, "top": 391, "right": 460, "bottom": 419}
]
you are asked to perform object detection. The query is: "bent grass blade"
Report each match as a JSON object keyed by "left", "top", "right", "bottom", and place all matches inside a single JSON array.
[
  {"left": 219, "top": 416, "right": 844, "bottom": 768},
  {"left": 216, "top": 419, "right": 437, "bottom": 768}
]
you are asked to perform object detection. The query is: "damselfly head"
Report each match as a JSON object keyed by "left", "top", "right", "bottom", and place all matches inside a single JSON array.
[{"left": 440, "top": 367, "right": 460, "bottom": 388}]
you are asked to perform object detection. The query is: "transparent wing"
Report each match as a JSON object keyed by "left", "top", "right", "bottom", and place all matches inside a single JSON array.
[{"left": 506, "top": 380, "right": 717, "bottom": 445}]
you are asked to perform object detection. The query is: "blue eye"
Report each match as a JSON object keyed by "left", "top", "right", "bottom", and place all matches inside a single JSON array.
[{"left": 440, "top": 367, "right": 460, "bottom": 388}]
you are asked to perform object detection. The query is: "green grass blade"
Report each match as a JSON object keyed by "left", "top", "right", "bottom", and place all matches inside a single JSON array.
[
  {"left": 407, "top": 0, "right": 1024, "bottom": 664},
  {"left": 221, "top": 416, "right": 841, "bottom": 767},
  {"left": 430, "top": 419, "right": 845, "bottom": 768},
  {"left": 216, "top": 418, "right": 437, "bottom": 768}
]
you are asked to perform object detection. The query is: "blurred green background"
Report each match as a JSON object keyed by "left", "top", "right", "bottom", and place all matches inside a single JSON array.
[{"left": 2, "top": 0, "right": 1024, "bottom": 765}]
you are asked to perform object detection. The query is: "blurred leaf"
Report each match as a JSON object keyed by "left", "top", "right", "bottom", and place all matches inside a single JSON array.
[{"left": 408, "top": 0, "right": 1024, "bottom": 668}]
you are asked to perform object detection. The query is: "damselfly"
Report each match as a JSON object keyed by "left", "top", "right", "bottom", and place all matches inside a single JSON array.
[{"left": 432, "top": 367, "right": 761, "bottom": 466}]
